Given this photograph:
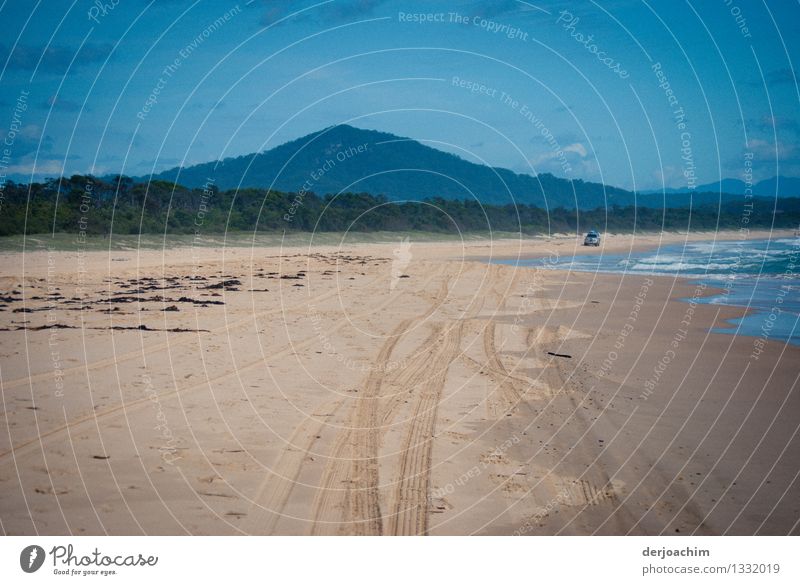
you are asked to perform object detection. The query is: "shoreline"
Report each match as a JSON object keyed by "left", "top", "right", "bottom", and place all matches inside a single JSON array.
[
  {"left": 469, "top": 228, "right": 797, "bottom": 262},
  {"left": 1, "top": 228, "right": 793, "bottom": 254},
  {"left": 481, "top": 229, "right": 799, "bottom": 348}
]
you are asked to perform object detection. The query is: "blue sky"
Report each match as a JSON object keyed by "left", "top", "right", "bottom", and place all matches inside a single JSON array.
[{"left": 0, "top": 0, "right": 798, "bottom": 190}]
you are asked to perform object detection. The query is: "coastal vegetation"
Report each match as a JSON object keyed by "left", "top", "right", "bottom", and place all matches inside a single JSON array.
[{"left": 1, "top": 175, "right": 797, "bottom": 237}]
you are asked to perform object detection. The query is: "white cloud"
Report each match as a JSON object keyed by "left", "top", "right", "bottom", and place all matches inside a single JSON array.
[
  {"left": 4, "top": 159, "right": 65, "bottom": 177},
  {"left": 529, "top": 141, "right": 598, "bottom": 179},
  {"left": 563, "top": 142, "right": 588, "bottom": 157}
]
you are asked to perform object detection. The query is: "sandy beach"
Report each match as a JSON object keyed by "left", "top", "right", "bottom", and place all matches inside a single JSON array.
[{"left": 1, "top": 230, "right": 798, "bottom": 535}]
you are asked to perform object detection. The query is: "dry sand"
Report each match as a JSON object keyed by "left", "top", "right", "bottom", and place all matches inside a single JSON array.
[{"left": 1, "top": 230, "right": 798, "bottom": 535}]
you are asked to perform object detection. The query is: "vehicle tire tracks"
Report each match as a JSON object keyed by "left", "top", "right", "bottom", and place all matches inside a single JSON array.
[
  {"left": 309, "top": 266, "right": 453, "bottom": 535},
  {"left": 242, "top": 397, "right": 346, "bottom": 535}
]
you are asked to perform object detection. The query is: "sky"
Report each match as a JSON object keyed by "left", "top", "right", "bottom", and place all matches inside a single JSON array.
[{"left": 0, "top": 0, "right": 798, "bottom": 191}]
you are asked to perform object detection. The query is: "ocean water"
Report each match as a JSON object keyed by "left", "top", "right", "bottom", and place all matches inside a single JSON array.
[{"left": 498, "top": 237, "right": 800, "bottom": 346}]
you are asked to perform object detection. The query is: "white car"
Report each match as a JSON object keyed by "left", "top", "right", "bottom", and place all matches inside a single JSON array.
[{"left": 583, "top": 231, "right": 600, "bottom": 246}]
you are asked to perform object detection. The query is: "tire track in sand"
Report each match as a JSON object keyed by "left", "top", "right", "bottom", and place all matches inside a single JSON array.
[
  {"left": 386, "top": 320, "right": 465, "bottom": 535},
  {"left": 309, "top": 268, "right": 453, "bottom": 535},
  {"left": 477, "top": 266, "right": 534, "bottom": 416},
  {"left": 342, "top": 318, "right": 413, "bottom": 535},
  {"left": 385, "top": 266, "right": 494, "bottom": 534},
  {"left": 241, "top": 397, "right": 346, "bottom": 535}
]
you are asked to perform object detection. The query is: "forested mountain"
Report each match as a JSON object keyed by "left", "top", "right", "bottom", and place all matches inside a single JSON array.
[
  {"left": 143, "top": 124, "right": 749, "bottom": 210},
  {"left": 4, "top": 125, "right": 797, "bottom": 237},
  {"left": 641, "top": 176, "right": 800, "bottom": 197},
  {"left": 142, "top": 125, "right": 795, "bottom": 210}
]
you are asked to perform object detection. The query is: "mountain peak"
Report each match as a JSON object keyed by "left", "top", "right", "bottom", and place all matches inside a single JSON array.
[
  {"left": 148, "top": 124, "right": 556, "bottom": 204},
  {"left": 142, "top": 126, "right": 797, "bottom": 209}
]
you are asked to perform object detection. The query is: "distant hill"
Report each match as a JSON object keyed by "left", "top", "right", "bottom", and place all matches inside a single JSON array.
[
  {"left": 138, "top": 124, "right": 795, "bottom": 210},
  {"left": 142, "top": 124, "right": 627, "bottom": 209},
  {"left": 641, "top": 176, "right": 800, "bottom": 197}
]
